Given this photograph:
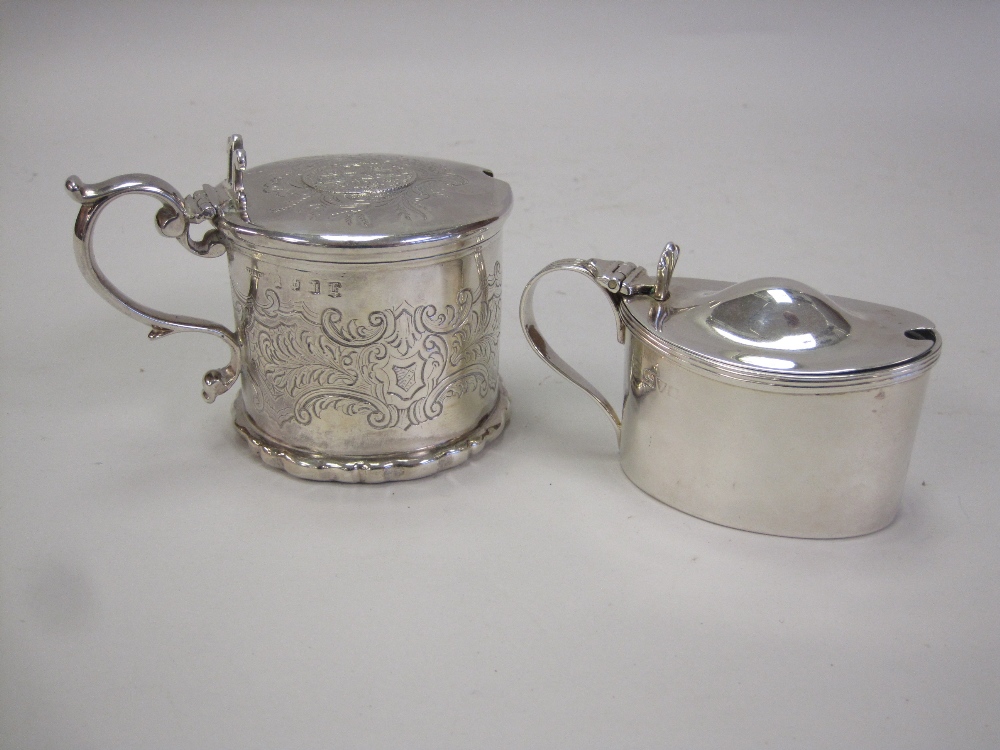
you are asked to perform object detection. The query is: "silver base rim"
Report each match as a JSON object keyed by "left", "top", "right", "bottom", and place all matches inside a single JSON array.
[{"left": 232, "top": 385, "right": 510, "bottom": 482}]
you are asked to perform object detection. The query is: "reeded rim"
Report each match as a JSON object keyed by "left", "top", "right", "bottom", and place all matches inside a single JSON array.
[{"left": 621, "top": 303, "right": 942, "bottom": 392}]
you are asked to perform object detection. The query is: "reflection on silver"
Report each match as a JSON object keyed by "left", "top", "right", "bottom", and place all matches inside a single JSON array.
[
  {"left": 520, "top": 242, "right": 941, "bottom": 538},
  {"left": 707, "top": 282, "right": 850, "bottom": 352},
  {"left": 737, "top": 355, "right": 797, "bottom": 369},
  {"left": 68, "top": 135, "right": 513, "bottom": 481}
]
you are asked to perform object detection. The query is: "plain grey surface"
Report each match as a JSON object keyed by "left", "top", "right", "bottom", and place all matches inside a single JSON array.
[{"left": 2, "top": 2, "right": 998, "bottom": 748}]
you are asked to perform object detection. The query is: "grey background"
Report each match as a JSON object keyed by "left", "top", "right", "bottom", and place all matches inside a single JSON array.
[{"left": 2, "top": 2, "right": 998, "bottom": 748}]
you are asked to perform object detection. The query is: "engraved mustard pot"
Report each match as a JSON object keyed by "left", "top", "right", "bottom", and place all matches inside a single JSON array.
[
  {"left": 520, "top": 243, "right": 941, "bottom": 538},
  {"left": 68, "top": 135, "right": 512, "bottom": 482}
]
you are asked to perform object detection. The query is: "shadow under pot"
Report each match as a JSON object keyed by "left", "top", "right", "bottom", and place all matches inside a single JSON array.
[
  {"left": 520, "top": 244, "right": 941, "bottom": 538},
  {"left": 68, "top": 135, "right": 513, "bottom": 482}
]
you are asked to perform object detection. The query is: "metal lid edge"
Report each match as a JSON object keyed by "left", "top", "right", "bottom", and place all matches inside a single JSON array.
[
  {"left": 218, "top": 214, "right": 507, "bottom": 263},
  {"left": 621, "top": 300, "right": 942, "bottom": 392}
]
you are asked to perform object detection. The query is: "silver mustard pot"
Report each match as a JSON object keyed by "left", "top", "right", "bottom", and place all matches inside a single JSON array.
[
  {"left": 521, "top": 244, "right": 941, "bottom": 538},
  {"left": 68, "top": 135, "right": 512, "bottom": 482}
]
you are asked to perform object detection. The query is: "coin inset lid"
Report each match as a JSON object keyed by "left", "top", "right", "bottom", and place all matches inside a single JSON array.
[
  {"left": 257, "top": 156, "right": 462, "bottom": 227},
  {"left": 211, "top": 141, "right": 511, "bottom": 252}
]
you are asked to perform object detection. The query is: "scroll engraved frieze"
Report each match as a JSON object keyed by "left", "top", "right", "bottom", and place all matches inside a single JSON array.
[{"left": 235, "top": 262, "right": 501, "bottom": 431}]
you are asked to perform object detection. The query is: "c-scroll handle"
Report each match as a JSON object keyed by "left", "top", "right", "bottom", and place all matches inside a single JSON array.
[{"left": 66, "top": 173, "right": 240, "bottom": 403}]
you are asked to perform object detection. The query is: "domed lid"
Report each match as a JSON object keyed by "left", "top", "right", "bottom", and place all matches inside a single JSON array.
[
  {"left": 192, "top": 135, "right": 512, "bottom": 260},
  {"left": 618, "top": 246, "right": 940, "bottom": 389}
]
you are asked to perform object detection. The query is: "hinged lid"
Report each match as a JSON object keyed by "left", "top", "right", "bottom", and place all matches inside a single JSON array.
[
  {"left": 615, "top": 245, "right": 940, "bottom": 390},
  {"left": 192, "top": 135, "right": 512, "bottom": 261}
]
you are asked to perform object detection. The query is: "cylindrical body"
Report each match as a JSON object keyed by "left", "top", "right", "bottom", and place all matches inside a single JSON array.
[
  {"left": 619, "top": 330, "right": 932, "bottom": 538},
  {"left": 67, "top": 140, "right": 512, "bottom": 482},
  {"left": 228, "top": 233, "right": 503, "bottom": 459},
  {"left": 216, "top": 151, "right": 514, "bottom": 481}
]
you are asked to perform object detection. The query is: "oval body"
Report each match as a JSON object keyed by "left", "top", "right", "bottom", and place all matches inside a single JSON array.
[
  {"left": 519, "top": 252, "right": 941, "bottom": 538},
  {"left": 619, "top": 328, "right": 932, "bottom": 537},
  {"left": 613, "top": 274, "right": 939, "bottom": 537}
]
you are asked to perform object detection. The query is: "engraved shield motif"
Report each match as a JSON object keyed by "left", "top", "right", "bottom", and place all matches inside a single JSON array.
[{"left": 234, "top": 259, "right": 502, "bottom": 436}]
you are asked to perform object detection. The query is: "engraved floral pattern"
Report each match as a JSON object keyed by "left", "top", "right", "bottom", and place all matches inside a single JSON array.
[{"left": 237, "top": 262, "right": 501, "bottom": 431}]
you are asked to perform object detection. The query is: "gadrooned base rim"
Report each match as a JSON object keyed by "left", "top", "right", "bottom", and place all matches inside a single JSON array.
[{"left": 232, "top": 385, "right": 509, "bottom": 482}]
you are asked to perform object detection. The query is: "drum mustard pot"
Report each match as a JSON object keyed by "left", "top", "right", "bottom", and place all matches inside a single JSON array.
[
  {"left": 68, "top": 135, "right": 513, "bottom": 481},
  {"left": 520, "top": 244, "right": 941, "bottom": 538}
]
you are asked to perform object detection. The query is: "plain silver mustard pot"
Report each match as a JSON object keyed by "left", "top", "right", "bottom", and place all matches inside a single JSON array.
[
  {"left": 68, "top": 135, "right": 512, "bottom": 482},
  {"left": 521, "top": 243, "right": 941, "bottom": 538}
]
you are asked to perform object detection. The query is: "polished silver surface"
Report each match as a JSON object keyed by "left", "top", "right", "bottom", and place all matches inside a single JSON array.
[
  {"left": 707, "top": 282, "right": 851, "bottom": 350},
  {"left": 520, "top": 242, "right": 941, "bottom": 538},
  {"left": 213, "top": 142, "right": 510, "bottom": 260},
  {"left": 69, "top": 135, "right": 512, "bottom": 481},
  {"left": 67, "top": 173, "right": 241, "bottom": 403},
  {"left": 620, "top": 275, "right": 939, "bottom": 388}
]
